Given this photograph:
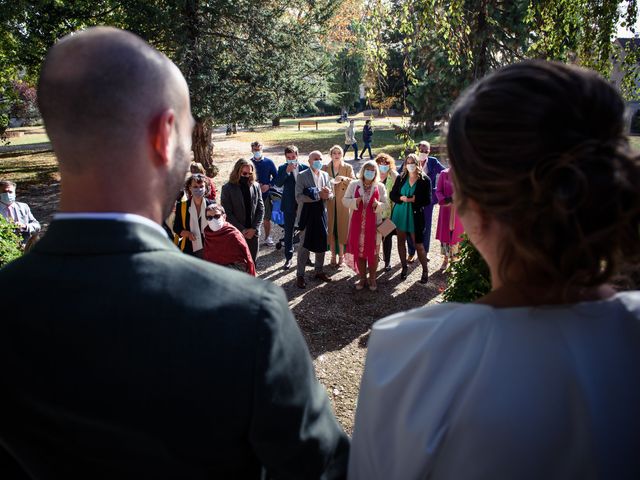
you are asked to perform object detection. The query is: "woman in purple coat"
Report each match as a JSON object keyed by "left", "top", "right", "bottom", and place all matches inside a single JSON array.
[{"left": 435, "top": 168, "right": 464, "bottom": 270}]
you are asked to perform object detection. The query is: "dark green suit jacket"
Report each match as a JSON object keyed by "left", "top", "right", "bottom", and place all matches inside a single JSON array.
[{"left": 0, "top": 219, "right": 349, "bottom": 479}]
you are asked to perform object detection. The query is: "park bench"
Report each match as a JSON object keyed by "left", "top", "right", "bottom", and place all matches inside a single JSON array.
[
  {"left": 298, "top": 120, "right": 318, "bottom": 131},
  {"left": 4, "top": 130, "right": 24, "bottom": 138}
]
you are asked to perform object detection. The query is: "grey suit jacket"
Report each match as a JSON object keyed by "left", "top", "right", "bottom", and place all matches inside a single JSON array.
[
  {"left": 294, "top": 168, "right": 334, "bottom": 225},
  {"left": 220, "top": 181, "right": 265, "bottom": 232},
  {"left": 0, "top": 218, "right": 349, "bottom": 479}
]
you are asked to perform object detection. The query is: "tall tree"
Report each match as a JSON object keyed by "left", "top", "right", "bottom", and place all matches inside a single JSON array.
[{"left": 0, "top": 0, "right": 342, "bottom": 166}]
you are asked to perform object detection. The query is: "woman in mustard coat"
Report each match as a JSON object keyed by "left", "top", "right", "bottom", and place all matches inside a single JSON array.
[{"left": 323, "top": 145, "right": 356, "bottom": 267}]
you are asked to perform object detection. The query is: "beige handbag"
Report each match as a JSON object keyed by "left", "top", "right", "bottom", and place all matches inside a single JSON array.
[{"left": 377, "top": 218, "right": 396, "bottom": 237}]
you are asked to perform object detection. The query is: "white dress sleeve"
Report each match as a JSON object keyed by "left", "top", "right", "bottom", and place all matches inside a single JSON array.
[{"left": 349, "top": 303, "right": 491, "bottom": 480}]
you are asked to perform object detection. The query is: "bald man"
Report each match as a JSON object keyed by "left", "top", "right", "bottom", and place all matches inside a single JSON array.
[{"left": 0, "top": 27, "right": 349, "bottom": 479}]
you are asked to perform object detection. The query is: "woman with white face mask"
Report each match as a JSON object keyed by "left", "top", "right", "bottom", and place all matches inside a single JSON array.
[
  {"left": 173, "top": 173, "right": 215, "bottom": 257},
  {"left": 389, "top": 154, "right": 432, "bottom": 283},
  {"left": 202, "top": 204, "right": 256, "bottom": 276},
  {"left": 342, "top": 161, "right": 388, "bottom": 291}
]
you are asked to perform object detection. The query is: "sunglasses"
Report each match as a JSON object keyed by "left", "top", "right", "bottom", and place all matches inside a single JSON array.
[
  {"left": 206, "top": 214, "right": 222, "bottom": 220},
  {"left": 240, "top": 173, "right": 251, "bottom": 177}
]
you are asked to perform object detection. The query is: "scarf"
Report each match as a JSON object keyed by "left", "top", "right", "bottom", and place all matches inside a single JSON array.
[
  {"left": 345, "top": 182, "right": 379, "bottom": 272},
  {"left": 189, "top": 199, "right": 207, "bottom": 252},
  {"left": 203, "top": 223, "right": 256, "bottom": 276}
]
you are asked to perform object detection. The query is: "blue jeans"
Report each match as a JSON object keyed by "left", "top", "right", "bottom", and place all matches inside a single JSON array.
[
  {"left": 362, "top": 142, "right": 373, "bottom": 159},
  {"left": 283, "top": 210, "right": 296, "bottom": 261},
  {"left": 344, "top": 143, "right": 358, "bottom": 159}
]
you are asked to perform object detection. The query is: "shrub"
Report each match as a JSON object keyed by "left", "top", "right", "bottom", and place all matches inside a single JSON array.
[
  {"left": 0, "top": 216, "right": 23, "bottom": 267},
  {"left": 443, "top": 235, "right": 491, "bottom": 303}
]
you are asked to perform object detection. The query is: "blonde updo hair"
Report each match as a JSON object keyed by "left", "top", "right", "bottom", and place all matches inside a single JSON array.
[{"left": 447, "top": 60, "right": 640, "bottom": 290}]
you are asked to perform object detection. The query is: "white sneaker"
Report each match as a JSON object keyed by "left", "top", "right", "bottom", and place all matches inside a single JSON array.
[{"left": 265, "top": 236, "right": 275, "bottom": 246}]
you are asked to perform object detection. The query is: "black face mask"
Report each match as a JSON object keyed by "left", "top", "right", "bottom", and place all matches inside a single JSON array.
[{"left": 239, "top": 176, "right": 250, "bottom": 185}]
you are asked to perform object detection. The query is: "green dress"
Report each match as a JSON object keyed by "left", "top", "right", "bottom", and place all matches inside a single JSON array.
[{"left": 391, "top": 180, "right": 417, "bottom": 233}]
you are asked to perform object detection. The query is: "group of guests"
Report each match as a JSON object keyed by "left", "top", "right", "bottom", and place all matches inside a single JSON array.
[
  {"left": 166, "top": 136, "right": 464, "bottom": 291},
  {"left": 2, "top": 26, "right": 639, "bottom": 480}
]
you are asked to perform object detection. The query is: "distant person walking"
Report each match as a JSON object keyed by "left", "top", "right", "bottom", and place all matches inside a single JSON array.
[
  {"left": 344, "top": 119, "right": 359, "bottom": 161},
  {"left": 361, "top": 119, "right": 373, "bottom": 160}
]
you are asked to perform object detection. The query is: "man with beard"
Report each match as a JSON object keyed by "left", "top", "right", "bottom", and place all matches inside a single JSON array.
[{"left": 0, "top": 27, "right": 349, "bottom": 479}]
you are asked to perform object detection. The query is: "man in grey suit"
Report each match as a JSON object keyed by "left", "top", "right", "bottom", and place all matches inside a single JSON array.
[
  {"left": 294, "top": 151, "right": 334, "bottom": 288},
  {"left": 0, "top": 27, "right": 349, "bottom": 479}
]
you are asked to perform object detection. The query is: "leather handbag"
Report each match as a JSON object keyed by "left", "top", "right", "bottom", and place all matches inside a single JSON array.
[{"left": 376, "top": 218, "right": 396, "bottom": 237}]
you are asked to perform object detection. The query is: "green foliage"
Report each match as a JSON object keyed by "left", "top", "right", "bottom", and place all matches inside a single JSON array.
[
  {"left": 363, "top": 0, "right": 639, "bottom": 131},
  {"left": 0, "top": 216, "right": 22, "bottom": 267},
  {"left": 443, "top": 235, "right": 491, "bottom": 303},
  {"left": 329, "top": 48, "right": 366, "bottom": 112}
]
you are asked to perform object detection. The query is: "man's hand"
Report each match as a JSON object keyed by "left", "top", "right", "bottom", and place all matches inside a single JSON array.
[
  {"left": 319, "top": 186, "right": 331, "bottom": 200},
  {"left": 243, "top": 228, "right": 256, "bottom": 239},
  {"left": 260, "top": 184, "right": 270, "bottom": 193},
  {"left": 286, "top": 163, "right": 297, "bottom": 174}
]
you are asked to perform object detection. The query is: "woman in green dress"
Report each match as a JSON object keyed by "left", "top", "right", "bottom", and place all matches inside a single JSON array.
[{"left": 390, "top": 154, "right": 432, "bottom": 283}]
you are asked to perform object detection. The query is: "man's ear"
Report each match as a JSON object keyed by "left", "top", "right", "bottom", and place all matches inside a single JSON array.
[{"left": 151, "top": 109, "right": 176, "bottom": 166}]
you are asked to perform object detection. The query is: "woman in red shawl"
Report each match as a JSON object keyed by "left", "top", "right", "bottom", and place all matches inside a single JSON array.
[
  {"left": 203, "top": 204, "right": 256, "bottom": 276},
  {"left": 342, "top": 161, "right": 388, "bottom": 291}
]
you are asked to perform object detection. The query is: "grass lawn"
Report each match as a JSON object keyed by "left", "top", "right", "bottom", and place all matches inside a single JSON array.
[
  {"left": 629, "top": 135, "right": 640, "bottom": 151},
  {"left": 0, "top": 151, "right": 58, "bottom": 185},
  {"left": 235, "top": 114, "right": 441, "bottom": 158}
]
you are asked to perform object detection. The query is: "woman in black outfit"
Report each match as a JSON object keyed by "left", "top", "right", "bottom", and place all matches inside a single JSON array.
[{"left": 389, "top": 154, "right": 432, "bottom": 283}]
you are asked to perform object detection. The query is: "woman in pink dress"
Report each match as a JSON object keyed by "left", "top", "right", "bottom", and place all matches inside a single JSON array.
[{"left": 435, "top": 168, "right": 464, "bottom": 270}]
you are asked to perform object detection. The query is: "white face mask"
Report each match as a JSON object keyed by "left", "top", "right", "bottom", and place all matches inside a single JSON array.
[
  {"left": 418, "top": 152, "right": 429, "bottom": 162},
  {"left": 208, "top": 217, "right": 225, "bottom": 231},
  {"left": 406, "top": 164, "right": 417, "bottom": 173}
]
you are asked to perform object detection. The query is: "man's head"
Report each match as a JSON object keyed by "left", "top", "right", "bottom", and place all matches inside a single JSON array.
[
  {"left": 308, "top": 151, "right": 323, "bottom": 171},
  {"left": 251, "top": 141, "right": 263, "bottom": 160},
  {"left": 37, "top": 27, "right": 194, "bottom": 220},
  {"left": 0, "top": 180, "right": 16, "bottom": 205},
  {"left": 349, "top": 120, "right": 355, "bottom": 126},
  {"left": 284, "top": 145, "right": 298, "bottom": 163},
  {"left": 418, "top": 141, "right": 431, "bottom": 154}
]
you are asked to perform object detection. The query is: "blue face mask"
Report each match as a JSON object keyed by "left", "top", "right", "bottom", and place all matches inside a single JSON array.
[
  {"left": 1, "top": 192, "right": 15, "bottom": 204},
  {"left": 253, "top": 151, "right": 262, "bottom": 160},
  {"left": 363, "top": 170, "right": 376, "bottom": 181},
  {"left": 312, "top": 160, "right": 323, "bottom": 170},
  {"left": 286, "top": 160, "right": 298, "bottom": 165},
  {"left": 378, "top": 165, "right": 389, "bottom": 173}
]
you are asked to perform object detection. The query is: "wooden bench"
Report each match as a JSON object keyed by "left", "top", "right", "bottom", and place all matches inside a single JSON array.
[
  {"left": 4, "top": 130, "right": 24, "bottom": 138},
  {"left": 298, "top": 120, "right": 318, "bottom": 131}
]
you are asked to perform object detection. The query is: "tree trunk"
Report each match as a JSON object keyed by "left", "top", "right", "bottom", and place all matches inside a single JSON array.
[
  {"left": 192, "top": 120, "right": 214, "bottom": 171},
  {"left": 271, "top": 117, "right": 281, "bottom": 127}
]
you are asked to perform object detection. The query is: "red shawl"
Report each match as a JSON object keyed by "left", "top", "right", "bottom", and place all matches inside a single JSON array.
[
  {"left": 345, "top": 184, "right": 379, "bottom": 273},
  {"left": 203, "top": 223, "right": 256, "bottom": 276}
]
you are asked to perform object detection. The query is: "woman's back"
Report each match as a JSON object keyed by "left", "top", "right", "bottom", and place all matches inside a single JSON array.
[{"left": 350, "top": 292, "right": 640, "bottom": 479}]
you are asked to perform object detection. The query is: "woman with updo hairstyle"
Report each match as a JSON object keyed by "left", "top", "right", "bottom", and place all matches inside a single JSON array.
[{"left": 349, "top": 60, "right": 640, "bottom": 479}]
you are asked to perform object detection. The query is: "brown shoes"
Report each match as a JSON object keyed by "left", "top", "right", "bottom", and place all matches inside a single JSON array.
[
  {"left": 296, "top": 276, "right": 306, "bottom": 289},
  {"left": 314, "top": 272, "right": 332, "bottom": 282}
]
